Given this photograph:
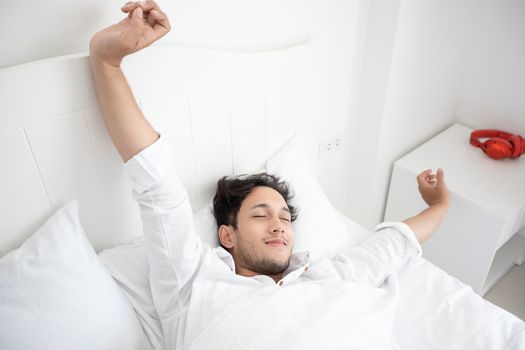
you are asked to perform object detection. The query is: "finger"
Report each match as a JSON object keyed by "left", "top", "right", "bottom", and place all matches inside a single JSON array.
[
  {"left": 150, "top": 9, "right": 171, "bottom": 33},
  {"left": 137, "top": 0, "right": 161, "bottom": 13},
  {"left": 141, "top": 10, "right": 170, "bottom": 43},
  {"left": 417, "top": 170, "right": 432, "bottom": 188},
  {"left": 436, "top": 168, "right": 445, "bottom": 184},
  {"left": 146, "top": 10, "right": 157, "bottom": 28},
  {"left": 121, "top": 1, "right": 137, "bottom": 13},
  {"left": 417, "top": 169, "right": 432, "bottom": 182}
]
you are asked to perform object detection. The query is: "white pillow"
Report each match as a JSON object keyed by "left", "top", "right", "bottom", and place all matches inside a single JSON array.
[
  {"left": 0, "top": 201, "right": 148, "bottom": 350},
  {"left": 194, "top": 204, "right": 218, "bottom": 248},
  {"left": 266, "top": 136, "right": 359, "bottom": 260}
]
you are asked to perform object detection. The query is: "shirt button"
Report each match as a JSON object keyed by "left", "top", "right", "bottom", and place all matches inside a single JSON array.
[
  {"left": 278, "top": 281, "right": 284, "bottom": 286},
  {"left": 304, "top": 266, "right": 309, "bottom": 272}
]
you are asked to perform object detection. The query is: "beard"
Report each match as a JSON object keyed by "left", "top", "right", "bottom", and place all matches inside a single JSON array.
[
  {"left": 234, "top": 232, "right": 292, "bottom": 276},
  {"left": 242, "top": 254, "right": 290, "bottom": 276}
]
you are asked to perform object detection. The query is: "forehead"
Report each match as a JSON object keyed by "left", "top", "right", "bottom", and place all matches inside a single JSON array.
[{"left": 242, "top": 186, "right": 287, "bottom": 208}]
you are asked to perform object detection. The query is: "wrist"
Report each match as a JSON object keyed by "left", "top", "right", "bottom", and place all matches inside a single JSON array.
[
  {"left": 89, "top": 53, "right": 123, "bottom": 75},
  {"left": 89, "top": 39, "right": 124, "bottom": 70}
]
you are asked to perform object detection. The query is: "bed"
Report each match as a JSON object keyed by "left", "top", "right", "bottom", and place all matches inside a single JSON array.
[{"left": 1, "top": 43, "right": 524, "bottom": 349}]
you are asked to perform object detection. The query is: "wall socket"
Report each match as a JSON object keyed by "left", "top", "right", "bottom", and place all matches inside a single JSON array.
[{"left": 318, "top": 136, "right": 343, "bottom": 159}]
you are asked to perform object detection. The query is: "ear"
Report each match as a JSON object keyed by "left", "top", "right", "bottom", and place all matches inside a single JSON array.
[{"left": 218, "top": 224, "right": 235, "bottom": 249}]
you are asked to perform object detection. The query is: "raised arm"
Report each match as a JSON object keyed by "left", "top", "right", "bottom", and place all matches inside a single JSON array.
[
  {"left": 90, "top": 6, "right": 206, "bottom": 342},
  {"left": 403, "top": 168, "right": 450, "bottom": 243},
  {"left": 89, "top": 0, "right": 171, "bottom": 162}
]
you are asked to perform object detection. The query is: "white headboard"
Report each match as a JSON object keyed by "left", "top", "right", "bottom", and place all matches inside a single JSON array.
[{"left": 0, "top": 43, "right": 315, "bottom": 255}]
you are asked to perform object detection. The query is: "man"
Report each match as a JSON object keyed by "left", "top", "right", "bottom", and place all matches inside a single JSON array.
[{"left": 90, "top": 2, "right": 450, "bottom": 349}]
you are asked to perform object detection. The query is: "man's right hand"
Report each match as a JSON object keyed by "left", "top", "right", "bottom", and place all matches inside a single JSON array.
[{"left": 90, "top": 0, "right": 171, "bottom": 68}]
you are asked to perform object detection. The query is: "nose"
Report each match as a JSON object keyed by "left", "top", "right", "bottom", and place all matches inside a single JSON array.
[{"left": 270, "top": 216, "right": 285, "bottom": 234}]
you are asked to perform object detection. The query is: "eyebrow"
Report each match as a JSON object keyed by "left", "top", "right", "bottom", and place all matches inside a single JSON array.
[{"left": 250, "top": 203, "right": 290, "bottom": 213}]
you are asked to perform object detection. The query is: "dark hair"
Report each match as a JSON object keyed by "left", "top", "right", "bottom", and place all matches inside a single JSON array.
[{"left": 213, "top": 173, "right": 298, "bottom": 230}]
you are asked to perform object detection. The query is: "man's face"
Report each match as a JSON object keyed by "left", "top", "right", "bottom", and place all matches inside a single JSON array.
[{"left": 229, "top": 186, "right": 295, "bottom": 276}]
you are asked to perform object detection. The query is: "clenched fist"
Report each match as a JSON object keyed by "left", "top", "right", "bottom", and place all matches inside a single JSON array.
[
  {"left": 90, "top": 0, "right": 170, "bottom": 67},
  {"left": 416, "top": 168, "right": 450, "bottom": 207}
]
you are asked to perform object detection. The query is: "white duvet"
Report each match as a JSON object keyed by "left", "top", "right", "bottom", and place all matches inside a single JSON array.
[
  {"left": 394, "top": 256, "right": 525, "bottom": 349},
  {"left": 100, "top": 239, "right": 525, "bottom": 350},
  {"left": 186, "top": 275, "right": 401, "bottom": 350}
]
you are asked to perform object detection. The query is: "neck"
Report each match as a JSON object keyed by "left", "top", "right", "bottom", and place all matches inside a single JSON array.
[{"left": 235, "top": 264, "right": 283, "bottom": 283}]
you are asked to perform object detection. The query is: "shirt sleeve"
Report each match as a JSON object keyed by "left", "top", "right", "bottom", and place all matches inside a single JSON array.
[
  {"left": 331, "top": 222, "right": 421, "bottom": 287},
  {"left": 123, "top": 135, "right": 204, "bottom": 319}
]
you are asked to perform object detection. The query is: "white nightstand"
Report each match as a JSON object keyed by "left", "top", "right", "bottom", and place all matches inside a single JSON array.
[{"left": 384, "top": 123, "right": 525, "bottom": 295}]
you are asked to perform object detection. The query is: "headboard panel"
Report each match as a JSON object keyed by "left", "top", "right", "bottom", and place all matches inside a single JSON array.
[{"left": 0, "top": 43, "right": 312, "bottom": 255}]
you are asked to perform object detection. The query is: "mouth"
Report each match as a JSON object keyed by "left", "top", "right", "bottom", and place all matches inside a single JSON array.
[{"left": 265, "top": 239, "right": 287, "bottom": 248}]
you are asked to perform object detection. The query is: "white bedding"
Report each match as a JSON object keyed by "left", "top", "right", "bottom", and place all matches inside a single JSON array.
[
  {"left": 100, "top": 214, "right": 525, "bottom": 350},
  {"left": 394, "top": 257, "right": 525, "bottom": 349}
]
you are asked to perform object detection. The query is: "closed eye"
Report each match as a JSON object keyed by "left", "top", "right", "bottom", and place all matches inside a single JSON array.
[{"left": 281, "top": 217, "right": 291, "bottom": 222}]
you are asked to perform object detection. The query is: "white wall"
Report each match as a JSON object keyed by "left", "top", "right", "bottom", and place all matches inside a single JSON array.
[
  {"left": 0, "top": 0, "right": 312, "bottom": 68},
  {"left": 306, "top": 0, "right": 362, "bottom": 210},
  {"left": 344, "top": 0, "right": 403, "bottom": 228},
  {"left": 456, "top": 0, "right": 525, "bottom": 135},
  {"left": 345, "top": 0, "right": 525, "bottom": 229}
]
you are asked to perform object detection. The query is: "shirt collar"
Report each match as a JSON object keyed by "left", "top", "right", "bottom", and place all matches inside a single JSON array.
[
  {"left": 215, "top": 246, "right": 236, "bottom": 272},
  {"left": 284, "top": 250, "right": 310, "bottom": 273}
]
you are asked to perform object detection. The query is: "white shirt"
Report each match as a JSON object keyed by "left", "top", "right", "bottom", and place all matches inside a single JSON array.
[{"left": 124, "top": 136, "right": 422, "bottom": 350}]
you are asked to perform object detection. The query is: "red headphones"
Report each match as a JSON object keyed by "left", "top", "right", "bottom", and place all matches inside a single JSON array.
[{"left": 470, "top": 130, "right": 525, "bottom": 160}]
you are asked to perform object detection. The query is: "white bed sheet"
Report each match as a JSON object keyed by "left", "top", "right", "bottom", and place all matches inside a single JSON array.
[{"left": 99, "top": 212, "right": 525, "bottom": 350}]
